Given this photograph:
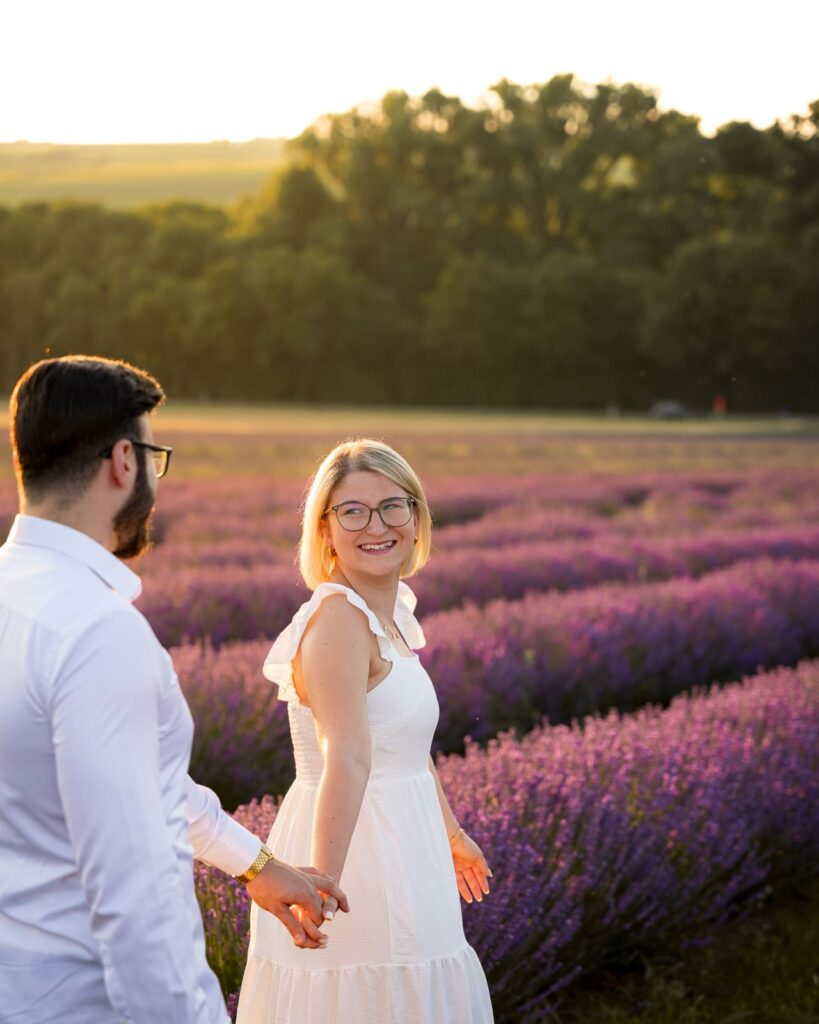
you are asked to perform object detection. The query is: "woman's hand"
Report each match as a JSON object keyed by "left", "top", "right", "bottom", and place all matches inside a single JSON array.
[
  {"left": 450, "top": 829, "right": 492, "bottom": 905},
  {"left": 246, "top": 860, "right": 348, "bottom": 949}
]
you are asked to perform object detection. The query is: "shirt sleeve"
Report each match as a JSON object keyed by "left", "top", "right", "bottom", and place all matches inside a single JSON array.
[
  {"left": 186, "top": 776, "right": 263, "bottom": 876},
  {"left": 51, "top": 608, "right": 228, "bottom": 1024}
]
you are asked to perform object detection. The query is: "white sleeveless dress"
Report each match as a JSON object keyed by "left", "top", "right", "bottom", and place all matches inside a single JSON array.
[{"left": 236, "top": 581, "right": 493, "bottom": 1024}]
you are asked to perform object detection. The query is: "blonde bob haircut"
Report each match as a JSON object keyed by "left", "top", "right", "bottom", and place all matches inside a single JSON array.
[{"left": 298, "top": 438, "right": 432, "bottom": 591}]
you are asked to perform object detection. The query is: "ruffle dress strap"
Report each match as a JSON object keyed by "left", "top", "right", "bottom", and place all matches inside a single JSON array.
[
  {"left": 395, "top": 580, "right": 426, "bottom": 651},
  {"left": 263, "top": 582, "right": 424, "bottom": 704}
]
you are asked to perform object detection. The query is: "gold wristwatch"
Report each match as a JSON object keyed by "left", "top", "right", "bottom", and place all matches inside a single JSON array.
[{"left": 235, "top": 844, "right": 274, "bottom": 884}]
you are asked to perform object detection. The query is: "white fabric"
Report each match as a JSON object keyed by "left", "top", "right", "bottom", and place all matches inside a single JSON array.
[
  {"left": 0, "top": 514, "right": 262, "bottom": 1024},
  {"left": 239, "top": 583, "right": 493, "bottom": 1024},
  {"left": 262, "top": 580, "right": 426, "bottom": 703}
]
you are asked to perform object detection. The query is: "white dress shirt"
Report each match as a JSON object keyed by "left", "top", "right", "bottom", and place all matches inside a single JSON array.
[{"left": 0, "top": 515, "right": 263, "bottom": 1024}]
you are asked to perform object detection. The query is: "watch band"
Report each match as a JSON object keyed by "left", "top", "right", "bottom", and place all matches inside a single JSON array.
[{"left": 235, "top": 844, "right": 274, "bottom": 884}]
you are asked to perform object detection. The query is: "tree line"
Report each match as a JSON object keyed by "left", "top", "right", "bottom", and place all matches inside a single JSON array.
[{"left": 2, "top": 75, "right": 817, "bottom": 410}]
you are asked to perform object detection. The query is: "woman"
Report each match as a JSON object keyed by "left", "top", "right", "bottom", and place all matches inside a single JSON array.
[{"left": 237, "top": 439, "right": 493, "bottom": 1023}]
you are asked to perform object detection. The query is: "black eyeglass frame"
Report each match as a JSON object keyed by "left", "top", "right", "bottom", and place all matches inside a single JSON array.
[
  {"left": 99, "top": 439, "right": 173, "bottom": 479},
  {"left": 322, "top": 496, "right": 417, "bottom": 532}
]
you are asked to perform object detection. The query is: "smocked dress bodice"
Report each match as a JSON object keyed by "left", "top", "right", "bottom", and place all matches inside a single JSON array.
[{"left": 262, "top": 581, "right": 436, "bottom": 786}]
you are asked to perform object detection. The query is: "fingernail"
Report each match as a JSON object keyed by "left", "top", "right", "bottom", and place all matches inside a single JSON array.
[
  {"left": 323, "top": 911, "right": 335, "bottom": 921},
  {"left": 488, "top": 870, "right": 494, "bottom": 877}
]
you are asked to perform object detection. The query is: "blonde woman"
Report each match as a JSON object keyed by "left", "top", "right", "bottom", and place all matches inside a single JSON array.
[{"left": 237, "top": 439, "right": 493, "bottom": 1023}]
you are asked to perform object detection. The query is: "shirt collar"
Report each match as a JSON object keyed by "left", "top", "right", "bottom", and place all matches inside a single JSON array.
[{"left": 7, "top": 514, "right": 142, "bottom": 603}]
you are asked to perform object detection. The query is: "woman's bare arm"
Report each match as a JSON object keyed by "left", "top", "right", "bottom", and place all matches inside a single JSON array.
[
  {"left": 301, "top": 596, "right": 373, "bottom": 882},
  {"left": 428, "top": 755, "right": 492, "bottom": 904},
  {"left": 428, "top": 754, "right": 460, "bottom": 837}
]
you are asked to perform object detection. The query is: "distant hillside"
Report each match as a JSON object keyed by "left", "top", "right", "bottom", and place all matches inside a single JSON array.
[{"left": 0, "top": 139, "right": 288, "bottom": 207}]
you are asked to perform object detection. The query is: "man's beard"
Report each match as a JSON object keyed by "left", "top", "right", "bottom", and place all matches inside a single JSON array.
[{"left": 112, "top": 452, "right": 155, "bottom": 560}]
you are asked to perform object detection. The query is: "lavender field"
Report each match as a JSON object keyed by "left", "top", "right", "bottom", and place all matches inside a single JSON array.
[
  {"left": 2, "top": 408, "right": 818, "bottom": 1020},
  {"left": 198, "top": 661, "right": 819, "bottom": 1020}
]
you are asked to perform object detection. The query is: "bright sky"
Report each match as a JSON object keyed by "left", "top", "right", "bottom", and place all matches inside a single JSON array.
[{"left": 2, "top": 0, "right": 817, "bottom": 143}]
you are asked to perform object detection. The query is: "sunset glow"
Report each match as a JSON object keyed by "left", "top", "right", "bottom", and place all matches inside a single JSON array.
[{"left": 2, "top": 0, "right": 816, "bottom": 144}]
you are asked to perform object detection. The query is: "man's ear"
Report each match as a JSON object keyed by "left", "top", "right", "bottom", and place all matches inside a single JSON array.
[{"left": 108, "top": 438, "right": 136, "bottom": 489}]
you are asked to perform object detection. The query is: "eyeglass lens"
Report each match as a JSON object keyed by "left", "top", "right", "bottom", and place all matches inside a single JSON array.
[
  {"left": 335, "top": 499, "right": 413, "bottom": 530},
  {"left": 152, "top": 451, "right": 169, "bottom": 478}
]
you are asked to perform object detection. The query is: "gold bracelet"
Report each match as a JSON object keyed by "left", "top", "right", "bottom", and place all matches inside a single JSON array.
[
  {"left": 235, "top": 844, "right": 274, "bottom": 884},
  {"left": 448, "top": 825, "right": 464, "bottom": 846}
]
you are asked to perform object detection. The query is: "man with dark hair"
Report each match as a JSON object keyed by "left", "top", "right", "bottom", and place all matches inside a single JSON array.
[
  {"left": 0, "top": 357, "right": 347, "bottom": 1023},
  {"left": 11, "top": 356, "right": 166, "bottom": 558}
]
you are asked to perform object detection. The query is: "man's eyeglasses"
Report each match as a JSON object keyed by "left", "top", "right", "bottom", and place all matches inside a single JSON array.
[
  {"left": 323, "top": 497, "right": 416, "bottom": 532},
  {"left": 100, "top": 439, "right": 173, "bottom": 479}
]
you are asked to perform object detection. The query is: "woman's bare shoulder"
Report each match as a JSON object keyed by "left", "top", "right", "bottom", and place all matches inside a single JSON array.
[{"left": 300, "top": 591, "right": 372, "bottom": 653}]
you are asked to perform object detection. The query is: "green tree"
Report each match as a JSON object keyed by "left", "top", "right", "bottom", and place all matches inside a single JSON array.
[
  {"left": 190, "top": 246, "right": 409, "bottom": 402},
  {"left": 641, "top": 234, "right": 814, "bottom": 409},
  {"left": 422, "top": 252, "right": 647, "bottom": 407}
]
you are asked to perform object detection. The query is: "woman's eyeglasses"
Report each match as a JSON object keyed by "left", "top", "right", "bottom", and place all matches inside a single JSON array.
[{"left": 323, "top": 497, "right": 416, "bottom": 531}]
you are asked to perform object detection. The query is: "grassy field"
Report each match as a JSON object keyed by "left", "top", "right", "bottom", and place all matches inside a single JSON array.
[
  {"left": 555, "top": 876, "right": 819, "bottom": 1024},
  {"left": 151, "top": 403, "right": 819, "bottom": 437},
  {"left": 0, "top": 140, "right": 287, "bottom": 207},
  {"left": 2, "top": 403, "right": 819, "bottom": 481}
]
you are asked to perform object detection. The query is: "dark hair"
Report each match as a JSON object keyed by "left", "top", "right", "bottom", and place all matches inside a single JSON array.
[{"left": 10, "top": 356, "right": 165, "bottom": 502}]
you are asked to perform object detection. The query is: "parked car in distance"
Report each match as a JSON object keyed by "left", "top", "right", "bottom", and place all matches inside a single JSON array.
[{"left": 651, "top": 399, "right": 692, "bottom": 419}]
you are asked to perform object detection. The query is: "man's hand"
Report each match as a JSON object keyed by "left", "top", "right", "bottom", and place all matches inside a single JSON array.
[{"left": 245, "top": 859, "right": 349, "bottom": 949}]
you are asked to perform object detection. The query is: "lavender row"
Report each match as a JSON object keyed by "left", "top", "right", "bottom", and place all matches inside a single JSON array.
[
  {"left": 171, "top": 557, "right": 819, "bottom": 804},
  {"left": 174, "top": 640, "right": 292, "bottom": 810},
  {"left": 422, "top": 557, "right": 819, "bottom": 749},
  {"left": 144, "top": 538, "right": 297, "bottom": 570},
  {"left": 414, "top": 523, "right": 819, "bottom": 614},
  {"left": 436, "top": 660, "right": 819, "bottom": 1019},
  {"left": 434, "top": 491, "right": 819, "bottom": 552},
  {"left": 138, "top": 525, "right": 819, "bottom": 648},
  {"left": 155, "top": 468, "right": 817, "bottom": 545},
  {"left": 137, "top": 565, "right": 309, "bottom": 647},
  {"left": 144, "top": 495, "right": 819, "bottom": 573},
  {"left": 3, "top": 467, "right": 818, "bottom": 545},
  {"left": 194, "top": 660, "right": 819, "bottom": 1020}
]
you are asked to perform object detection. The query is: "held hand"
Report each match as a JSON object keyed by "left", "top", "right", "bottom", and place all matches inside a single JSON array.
[
  {"left": 298, "top": 865, "right": 351, "bottom": 922},
  {"left": 450, "top": 829, "right": 492, "bottom": 905},
  {"left": 246, "top": 859, "right": 347, "bottom": 949}
]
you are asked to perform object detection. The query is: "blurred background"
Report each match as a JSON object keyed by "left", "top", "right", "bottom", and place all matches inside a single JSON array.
[{"left": 1, "top": 0, "right": 817, "bottom": 414}]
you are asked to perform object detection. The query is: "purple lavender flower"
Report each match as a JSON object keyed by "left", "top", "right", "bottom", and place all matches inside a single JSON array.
[{"left": 195, "top": 661, "right": 819, "bottom": 1021}]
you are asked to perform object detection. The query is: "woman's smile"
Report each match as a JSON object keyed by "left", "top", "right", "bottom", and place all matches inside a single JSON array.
[{"left": 358, "top": 539, "right": 398, "bottom": 553}]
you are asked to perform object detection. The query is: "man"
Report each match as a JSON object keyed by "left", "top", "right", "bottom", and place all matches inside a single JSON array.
[{"left": 0, "top": 357, "right": 347, "bottom": 1023}]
